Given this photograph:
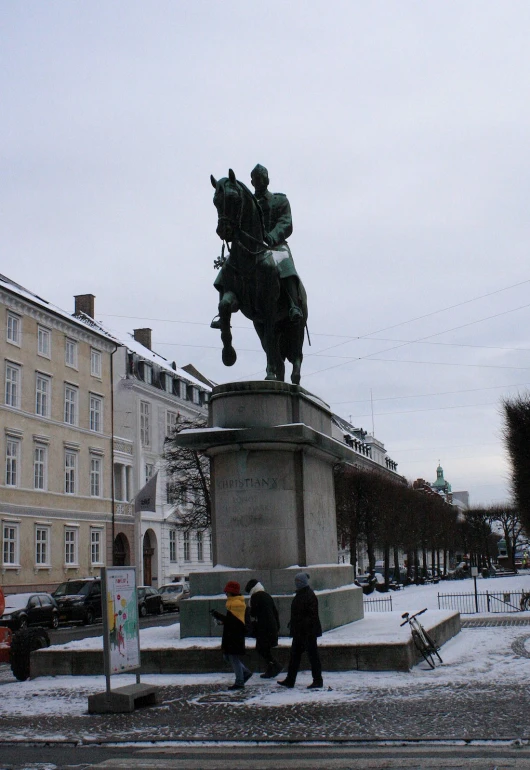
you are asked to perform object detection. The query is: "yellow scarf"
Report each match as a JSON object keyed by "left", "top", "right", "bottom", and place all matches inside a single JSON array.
[{"left": 226, "top": 594, "right": 246, "bottom": 624}]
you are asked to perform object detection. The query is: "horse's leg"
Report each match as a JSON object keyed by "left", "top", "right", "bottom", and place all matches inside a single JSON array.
[
  {"left": 218, "top": 291, "right": 238, "bottom": 367},
  {"left": 256, "top": 255, "right": 281, "bottom": 380}
]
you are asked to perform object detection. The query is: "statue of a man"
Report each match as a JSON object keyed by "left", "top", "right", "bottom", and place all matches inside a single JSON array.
[
  {"left": 211, "top": 165, "right": 303, "bottom": 329},
  {"left": 250, "top": 164, "right": 303, "bottom": 322}
]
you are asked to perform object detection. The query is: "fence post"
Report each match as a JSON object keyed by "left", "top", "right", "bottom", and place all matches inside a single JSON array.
[
  {"left": 437, "top": 593, "right": 440, "bottom": 609},
  {"left": 487, "top": 591, "right": 490, "bottom": 613}
]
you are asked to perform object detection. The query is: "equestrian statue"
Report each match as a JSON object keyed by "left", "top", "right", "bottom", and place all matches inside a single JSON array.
[{"left": 210, "top": 164, "right": 308, "bottom": 384}]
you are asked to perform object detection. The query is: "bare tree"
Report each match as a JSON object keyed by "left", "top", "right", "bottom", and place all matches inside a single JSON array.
[
  {"left": 502, "top": 394, "right": 530, "bottom": 534},
  {"left": 164, "top": 414, "right": 211, "bottom": 531},
  {"left": 487, "top": 504, "right": 525, "bottom": 572}
]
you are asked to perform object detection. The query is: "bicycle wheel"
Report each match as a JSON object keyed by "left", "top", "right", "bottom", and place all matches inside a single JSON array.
[
  {"left": 412, "top": 629, "right": 436, "bottom": 669},
  {"left": 422, "top": 628, "right": 443, "bottom": 665}
]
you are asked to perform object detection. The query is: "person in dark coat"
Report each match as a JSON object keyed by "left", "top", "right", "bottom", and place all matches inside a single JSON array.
[
  {"left": 278, "top": 572, "right": 323, "bottom": 689},
  {"left": 210, "top": 580, "right": 253, "bottom": 690},
  {"left": 245, "top": 579, "right": 282, "bottom": 679}
]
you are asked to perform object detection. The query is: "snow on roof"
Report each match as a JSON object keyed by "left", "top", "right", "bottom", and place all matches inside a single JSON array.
[
  {"left": 122, "top": 334, "right": 211, "bottom": 391},
  {"left": 0, "top": 273, "right": 118, "bottom": 345},
  {"left": 0, "top": 273, "right": 211, "bottom": 391}
]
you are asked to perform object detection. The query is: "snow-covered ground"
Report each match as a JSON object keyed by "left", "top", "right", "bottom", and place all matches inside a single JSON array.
[{"left": 1, "top": 574, "right": 529, "bottom": 718}]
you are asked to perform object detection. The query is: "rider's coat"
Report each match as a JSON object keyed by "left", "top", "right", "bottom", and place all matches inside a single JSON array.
[{"left": 256, "top": 190, "right": 298, "bottom": 280}]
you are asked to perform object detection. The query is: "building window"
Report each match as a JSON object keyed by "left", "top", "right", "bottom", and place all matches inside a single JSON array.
[
  {"left": 6, "top": 312, "right": 21, "bottom": 346},
  {"left": 2, "top": 523, "right": 19, "bottom": 565},
  {"left": 90, "top": 456, "right": 102, "bottom": 497},
  {"left": 183, "top": 531, "right": 190, "bottom": 562},
  {"left": 89, "top": 394, "right": 103, "bottom": 432},
  {"left": 35, "top": 526, "right": 50, "bottom": 566},
  {"left": 140, "top": 401, "right": 150, "bottom": 447},
  {"left": 165, "top": 374, "right": 173, "bottom": 393},
  {"left": 90, "top": 348, "right": 102, "bottom": 377},
  {"left": 35, "top": 374, "right": 51, "bottom": 417},
  {"left": 166, "top": 410, "right": 178, "bottom": 436},
  {"left": 65, "top": 338, "right": 78, "bottom": 368},
  {"left": 197, "top": 531, "right": 204, "bottom": 562},
  {"left": 34, "top": 444, "right": 47, "bottom": 490},
  {"left": 192, "top": 387, "right": 201, "bottom": 405},
  {"left": 37, "top": 326, "right": 51, "bottom": 357},
  {"left": 143, "top": 364, "right": 152, "bottom": 384},
  {"left": 5, "top": 363, "right": 20, "bottom": 408},
  {"left": 65, "top": 450, "right": 77, "bottom": 494},
  {"left": 145, "top": 463, "right": 154, "bottom": 484},
  {"left": 179, "top": 381, "right": 188, "bottom": 400},
  {"left": 176, "top": 484, "right": 188, "bottom": 505},
  {"left": 64, "top": 386, "right": 78, "bottom": 425},
  {"left": 166, "top": 481, "right": 179, "bottom": 504},
  {"left": 90, "top": 528, "right": 102, "bottom": 565},
  {"left": 64, "top": 528, "right": 78, "bottom": 565},
  {"left": 169, "top": 529, "right": 177, "bottom": 562},
  {"left": 5, "top": 438, "right": 19, "bottom": 487}
]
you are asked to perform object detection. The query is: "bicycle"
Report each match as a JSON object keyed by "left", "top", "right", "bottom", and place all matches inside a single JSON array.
[
  {"left": 400, "top": 608, "right": 443, "bottom": 669},
  {"left": 520, "top": 591, "right": 530, "bottom": 611}
]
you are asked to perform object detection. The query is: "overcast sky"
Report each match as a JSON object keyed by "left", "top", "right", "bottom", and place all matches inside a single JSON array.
[{"left": 3, "top": 2, "right": 530, "bottom": 506}]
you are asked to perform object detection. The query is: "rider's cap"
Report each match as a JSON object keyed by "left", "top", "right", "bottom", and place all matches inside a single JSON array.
[{"left": 251, "top": 164, "right": 269, "bottom": 181}]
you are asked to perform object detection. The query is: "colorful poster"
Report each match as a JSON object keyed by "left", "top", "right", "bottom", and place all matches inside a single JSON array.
[{"left": 105, "top": 568, "right": 140, "bottom": 673}]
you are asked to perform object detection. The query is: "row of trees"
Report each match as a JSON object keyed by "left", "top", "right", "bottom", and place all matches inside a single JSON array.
[{"left": 334, "top": 463, "right": 524, "bottom": 583}]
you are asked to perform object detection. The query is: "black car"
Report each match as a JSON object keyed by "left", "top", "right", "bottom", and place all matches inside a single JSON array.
[
  {"left": 52, "top": 579, "right": 102, "bottom": 625},
  {"left": 0, "top": 592, "right": 59, "bottom": 630},
  {"left": 138, "top": 586, "right": 163, "bottom": 617}
]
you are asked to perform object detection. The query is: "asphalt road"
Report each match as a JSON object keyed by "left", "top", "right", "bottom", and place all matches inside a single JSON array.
[
  {"left": 47, "top": 610, "right": 180, "bottom": 644},
  {"left": 1, "top": 742, "right": 530, "bottom": 769}
]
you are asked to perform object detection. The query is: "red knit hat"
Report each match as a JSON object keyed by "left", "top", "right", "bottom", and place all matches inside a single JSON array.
[{"left": 224, "top": 581, "right": 241, "bottom": 595}]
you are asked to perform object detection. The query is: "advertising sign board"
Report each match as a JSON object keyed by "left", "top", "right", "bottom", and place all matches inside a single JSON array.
[{"left": 102, "top": 567, "right": 140, "bottom": 676}]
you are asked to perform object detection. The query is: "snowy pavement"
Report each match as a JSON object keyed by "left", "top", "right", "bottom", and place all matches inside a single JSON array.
[{"left": 0, "top": 575, "right": 529, "bottom": 744}]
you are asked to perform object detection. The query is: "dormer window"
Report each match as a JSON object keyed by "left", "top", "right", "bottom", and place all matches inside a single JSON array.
[
  {"left": 192, "top": 387, "right": 200, "bottom": 405},
  {"left": 143, "top": 364, "right": 152, "bottom": 384},
  {"left": 179, "top": 380, "right": 187, "bottom": 400},
  {"left": 165, "top": 373, "right": 173, "bottom": 393}
]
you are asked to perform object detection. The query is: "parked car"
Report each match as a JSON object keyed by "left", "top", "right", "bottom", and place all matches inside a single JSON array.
[
  {"left": 138, "top": 586, "right": 164, "bottom": 616},
  {"left": 158, "top": 582, "right": 190, "bottom": 612},
  {"left": 52, "top": 578, "right": 102, "bottom": 625},
  {"left": 0, "top": 592, "right": 59, "bottom": 630}
]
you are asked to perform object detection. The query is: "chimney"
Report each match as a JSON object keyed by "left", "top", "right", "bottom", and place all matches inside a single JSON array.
[
  {"left": 133, "top": 328, "right": 152, "bottom": 350},
  {"left": 74, "top": 294, "right": 95, "bottom": 318}
]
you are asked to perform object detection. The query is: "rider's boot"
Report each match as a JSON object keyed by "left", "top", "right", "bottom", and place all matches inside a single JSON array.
[
  {"left": 289, "top": 306, "right": 303, "bottom": 322},
  {"left": 210, "top": 315, "right": 222, "bottom": 330},
  {"left": 284, "top": 277, "right": 303, "bottom": 323}
]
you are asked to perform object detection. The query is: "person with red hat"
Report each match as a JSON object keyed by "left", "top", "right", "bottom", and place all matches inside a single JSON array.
[{"left": 210, "top": 580, "right": 253, "bottom": 690}]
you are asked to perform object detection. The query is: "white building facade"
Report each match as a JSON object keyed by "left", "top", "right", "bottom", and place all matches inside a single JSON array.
[{"left": 112, "top": 327, "right": 213, "bottom": 589}]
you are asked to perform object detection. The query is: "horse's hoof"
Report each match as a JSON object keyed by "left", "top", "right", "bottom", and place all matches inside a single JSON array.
[
  {"left": 222, "top": 346, "right": 237, "bottom": 366},
  {"left": 291, "top": 374, "right": 300, "bottom": 385}
]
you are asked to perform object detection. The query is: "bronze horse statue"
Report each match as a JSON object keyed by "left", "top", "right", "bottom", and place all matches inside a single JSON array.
[{"left": 210, "top": 169, "right": 308, "bottom": 384}]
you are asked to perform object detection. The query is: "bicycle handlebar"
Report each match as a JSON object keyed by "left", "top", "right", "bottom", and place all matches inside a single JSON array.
[{"left": 400, "top": 607, "right": 428, "bottom": 626}]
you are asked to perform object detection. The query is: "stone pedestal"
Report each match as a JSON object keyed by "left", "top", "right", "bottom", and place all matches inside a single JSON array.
[{"left": 175, "top": 381, "right": 363, "bottom": 638}]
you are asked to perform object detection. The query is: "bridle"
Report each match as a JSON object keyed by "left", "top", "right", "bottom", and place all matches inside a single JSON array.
[{"left": 216, "top": 180, "right": 268, "bottom": 257}]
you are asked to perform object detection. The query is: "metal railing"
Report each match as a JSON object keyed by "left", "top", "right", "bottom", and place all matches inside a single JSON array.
[
  {"left": 363, "top": 595, "right": 393, "bottom": 612},
  {"left": 438, "top": 590, "right": 525, "bottom": 614}
]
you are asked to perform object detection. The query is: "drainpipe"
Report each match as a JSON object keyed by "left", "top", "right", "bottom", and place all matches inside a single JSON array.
[{"left": 110, "top": 344, "right": 119, "bottom": 566}]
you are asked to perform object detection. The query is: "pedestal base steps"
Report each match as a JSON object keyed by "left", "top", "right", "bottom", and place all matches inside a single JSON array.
[
  {"left": 180, "top": 564, "right": 363, "bottom": 638},
  {"left": 31, "top": 612, "right": 461, "bottom": 677}
]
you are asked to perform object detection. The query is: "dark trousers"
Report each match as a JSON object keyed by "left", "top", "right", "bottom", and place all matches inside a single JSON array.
[
  {"left": 287, "top": 635, "right": 322, "bottom": 684},
  {"left": 256, "top": 638, "right": 279, "bottom": 666}
]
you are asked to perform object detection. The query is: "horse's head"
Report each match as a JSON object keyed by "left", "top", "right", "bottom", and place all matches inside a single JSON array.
[{"left": 210, "top": 169, "right": 243, "bottom": 242}]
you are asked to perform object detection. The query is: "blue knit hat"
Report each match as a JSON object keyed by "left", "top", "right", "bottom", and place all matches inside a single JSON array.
[{"left": 294, "top": 572, "right": 310, "bottom": 589}]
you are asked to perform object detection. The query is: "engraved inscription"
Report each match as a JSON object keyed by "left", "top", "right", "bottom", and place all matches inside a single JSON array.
[{"left": 216, "top": 477, "right": 283, "bottom": 490}]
